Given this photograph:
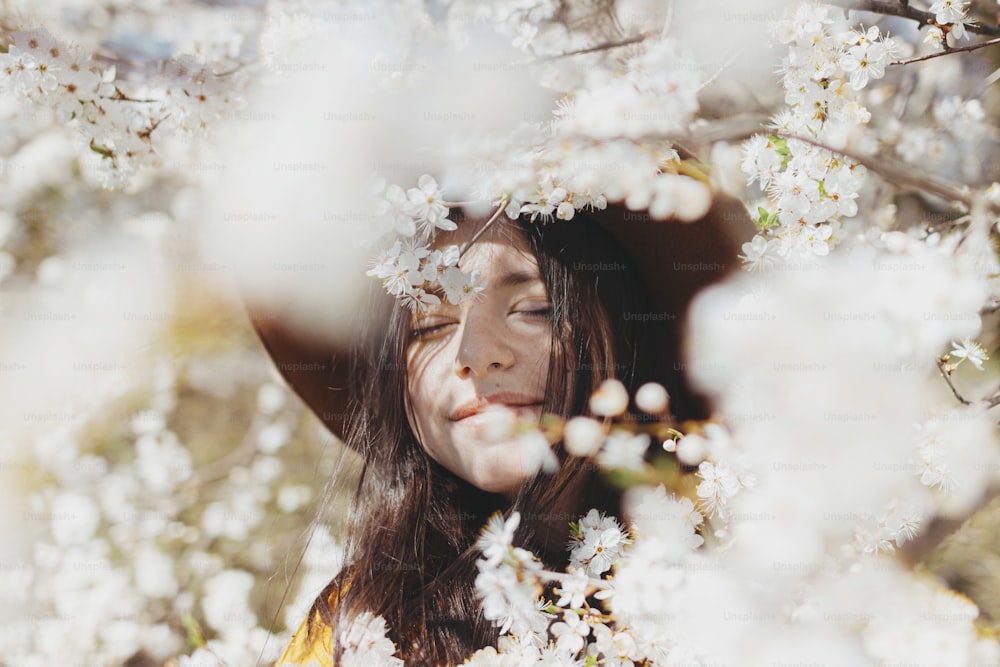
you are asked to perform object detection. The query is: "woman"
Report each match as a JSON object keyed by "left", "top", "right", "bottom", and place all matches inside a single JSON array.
[{"left": 261, "top": 202, "right": 742, "bottom": 666}]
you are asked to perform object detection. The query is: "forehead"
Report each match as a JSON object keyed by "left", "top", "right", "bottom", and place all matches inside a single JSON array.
[{"left": 433, "top": 219, "right": 538, "bottom": 275}]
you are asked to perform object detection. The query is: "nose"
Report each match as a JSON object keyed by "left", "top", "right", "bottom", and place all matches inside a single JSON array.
[{"left": 454, "top": 307, "right": 514, "bottom": 378}]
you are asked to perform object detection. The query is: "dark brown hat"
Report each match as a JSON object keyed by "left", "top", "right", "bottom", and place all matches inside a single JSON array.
[{"left": 246, "top": 198, "right": 749, "bottom": 442}]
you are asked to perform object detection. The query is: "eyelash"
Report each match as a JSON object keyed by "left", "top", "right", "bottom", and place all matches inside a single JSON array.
[
  {"left": 410, "top": 306, "right": 552, "bottom": 339},
  {"left": 411, "top": 322, "right": 452, "bottom": 339},
  {"left": 519, "top": 306, "right": 552, "bottom": 318}
]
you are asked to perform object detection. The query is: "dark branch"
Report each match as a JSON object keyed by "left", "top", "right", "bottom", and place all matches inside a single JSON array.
[{"left": 837, "top": 0, "right": 1000, "bottom": 36}]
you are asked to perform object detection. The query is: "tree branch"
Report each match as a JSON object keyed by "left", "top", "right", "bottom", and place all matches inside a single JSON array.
[
  {"left": 535, "top": 33, "right": 650, "bottom": 62},
  {"left": 771, "top": 132, "right": 1000, "bottom": 216},
  {"left": 986, "top": 388, "right": 1000, "bottom": 409},
  {"left": 837, "top": 0, "right": 1000, "bottom": 36},
  {"left": 891, "top": 35, "right": 1000, "bottom": 66},
  {"left": 458, "top": 200, "right": 508, "bottom": 260}
]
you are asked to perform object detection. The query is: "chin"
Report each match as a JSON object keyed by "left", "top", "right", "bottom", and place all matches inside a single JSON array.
[
  {"left": 472, "top": 478, "right": 525, "bottom": 494},
  {"left": 467, "top": 456, "right": 530, "bottom": 494}
]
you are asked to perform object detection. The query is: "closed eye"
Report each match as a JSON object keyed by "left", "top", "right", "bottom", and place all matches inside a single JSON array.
[
  {"left": 411, "top": 320, "right": 456, "bottom": 339},
  {"left": 513, "top": 301, "right": 552, "bottom": 319}
]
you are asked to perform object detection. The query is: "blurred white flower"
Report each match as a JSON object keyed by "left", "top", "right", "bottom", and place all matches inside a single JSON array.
[
  {"left": 256, "top": 382, "right": 287, "bottom": 415},
  {"left": 134, "top": 544, "right": 178, "bottom": 599},
  {"left": 202, "top": 569, "right": 257, "bottom": 634},
  {"left": 277, "top": 485, "right": 312, "bottom": 513},
  {"left": 597, "top": 431, "right": 649, "bottom": 473},
  {"left": 51, "top": 492, "right": 100, "bottom": 546},
  {"left": 634, "top": 382, "right": 669, "bottom": 414},
  {"left": 257, "top": 422, "right": 291, "bottom": 453},
  {"left": 589, "top": 379, "right": 629, "bottom": 417},
  {"left": 135, "top": 431, "right": 192, "bottom": 493},
  {"left": 563, "top": 416, "right": 605, "bottom": 457}
]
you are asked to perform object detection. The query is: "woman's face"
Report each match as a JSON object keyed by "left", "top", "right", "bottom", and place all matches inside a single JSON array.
[{"left": 406, "top": 224, "right": 552, "bottom": 493}]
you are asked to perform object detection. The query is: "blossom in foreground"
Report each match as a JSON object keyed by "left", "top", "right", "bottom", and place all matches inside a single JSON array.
[
  {"left": 568, "top": 510, "right": 630, "bottom": 576},
  {"left": 477, "top": 511, "right": 521, "bottom": 567},
  {"left": 339, "top": 612, "right": 404, "bottom": 666},
  {"left": 407, "top": 175, "right": 456, "bottom": 232},
  {"left": 929, "top": 0, "right": 968, "bottom": 26}
]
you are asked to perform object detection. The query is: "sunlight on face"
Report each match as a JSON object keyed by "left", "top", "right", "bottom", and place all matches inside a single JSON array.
[{"left": 406, "top": 225, "right": 552, "bottom": 493}]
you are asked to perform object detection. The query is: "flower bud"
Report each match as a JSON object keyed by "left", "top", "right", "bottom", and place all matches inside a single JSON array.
[
  {"left": 564, "top": 416, "right": 605, "bottom": 457},
  {"left": 634, "top": 382, "right": 669, "bottom": 414},
  {"left": 589, "top": 379, "right": 629, "bottom": 417}
]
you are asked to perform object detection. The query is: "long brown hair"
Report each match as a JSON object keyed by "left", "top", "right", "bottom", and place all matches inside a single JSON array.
[{"left": 306, "top": 210, "right": 697, "bottom": 665}]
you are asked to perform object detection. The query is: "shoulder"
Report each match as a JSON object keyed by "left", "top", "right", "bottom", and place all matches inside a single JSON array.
[{"left": 275, "top": 578, "right": 351, "bottom": 667}]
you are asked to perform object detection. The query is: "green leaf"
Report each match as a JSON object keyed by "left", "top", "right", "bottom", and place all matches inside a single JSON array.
[
  {"left": 181, "top": 611, "right": 206, "bottom": 649},
  {"left": 754, "top": 207, "right": 778, "bottom": 230},
  {"left": 766, "top": 135, "right": 789, "bottom": 158}
]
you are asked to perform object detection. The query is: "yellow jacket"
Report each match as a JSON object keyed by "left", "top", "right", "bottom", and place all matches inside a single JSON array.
[
  {"left": 275, "top": 582, "right": 346, "bottom": 666},
  {"left": 276, "top": 607, "right": 334, "bottom": 666}
]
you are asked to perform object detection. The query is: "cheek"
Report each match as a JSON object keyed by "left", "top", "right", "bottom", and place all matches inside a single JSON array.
[
  {"left": 406, "top": 344, "right": 450, "bottom": 438},
  {"left": 525, "top": 330, "right": 554, "bottom": 387}
]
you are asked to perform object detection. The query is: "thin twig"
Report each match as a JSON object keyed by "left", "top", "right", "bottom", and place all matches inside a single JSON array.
[
  {"left": 535, "top": 33, "right": 650, "bottom": 62},
  {"left": 837, "top": 0, "right": 1000, "bottom": 36},
  {"left": 698, "top": 50, "right": 742, "bottom": 93},
  {"left": 458, "top": 201, "right": 508, "bottom": 261},
  {"left": 891, "top": 35, "right": 1000, "bottom": 66},
  {"left": 936, "top": 357, "right": 972, "bottom": 405},
  {"left": 109, "top": 86, "right": 161, "bottom": 104}
]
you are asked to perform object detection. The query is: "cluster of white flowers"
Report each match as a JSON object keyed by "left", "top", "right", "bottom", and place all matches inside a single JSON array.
[
  {"left": 464, "top": 505, "right": 702, "bottom": 666},
  {"left": 0, "top": 350, "right": 335, "bottom": 665},
  {"left": 451, "top": 220, "right": 998, "bottom": 664},
  {"left": 0, "top": 26, "right": 247, "bottom": 188},
  {"left": 740, "top": 6, "right": 904, "bottom": 269},
  {"left": 357, "top": 12, "right": 718, "bottom": 310},
  {"left": 567, "top": 509, "right": 631, "bottom": 577},
  {"left": 889, "top": 93, "right": 990, "bottom": 183},
  {"left": 926, "top": 0, "right": 971, "bottom": 48},
  {"left": 365, "top": 175, "right": 492, "bottom": 311}
]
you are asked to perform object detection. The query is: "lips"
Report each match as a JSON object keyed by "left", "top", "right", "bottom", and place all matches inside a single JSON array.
[{"left": 449, "top": 393, "right": 544, "bottom": 422}]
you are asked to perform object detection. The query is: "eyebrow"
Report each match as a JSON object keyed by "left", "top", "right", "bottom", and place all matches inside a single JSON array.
[{"left": 494, "top": 269, "right": 543, "bottom": 290}]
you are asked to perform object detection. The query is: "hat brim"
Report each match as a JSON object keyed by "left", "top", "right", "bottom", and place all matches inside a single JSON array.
[{"left": 246, "top": 198, "right": 749, "bottom": 443}]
